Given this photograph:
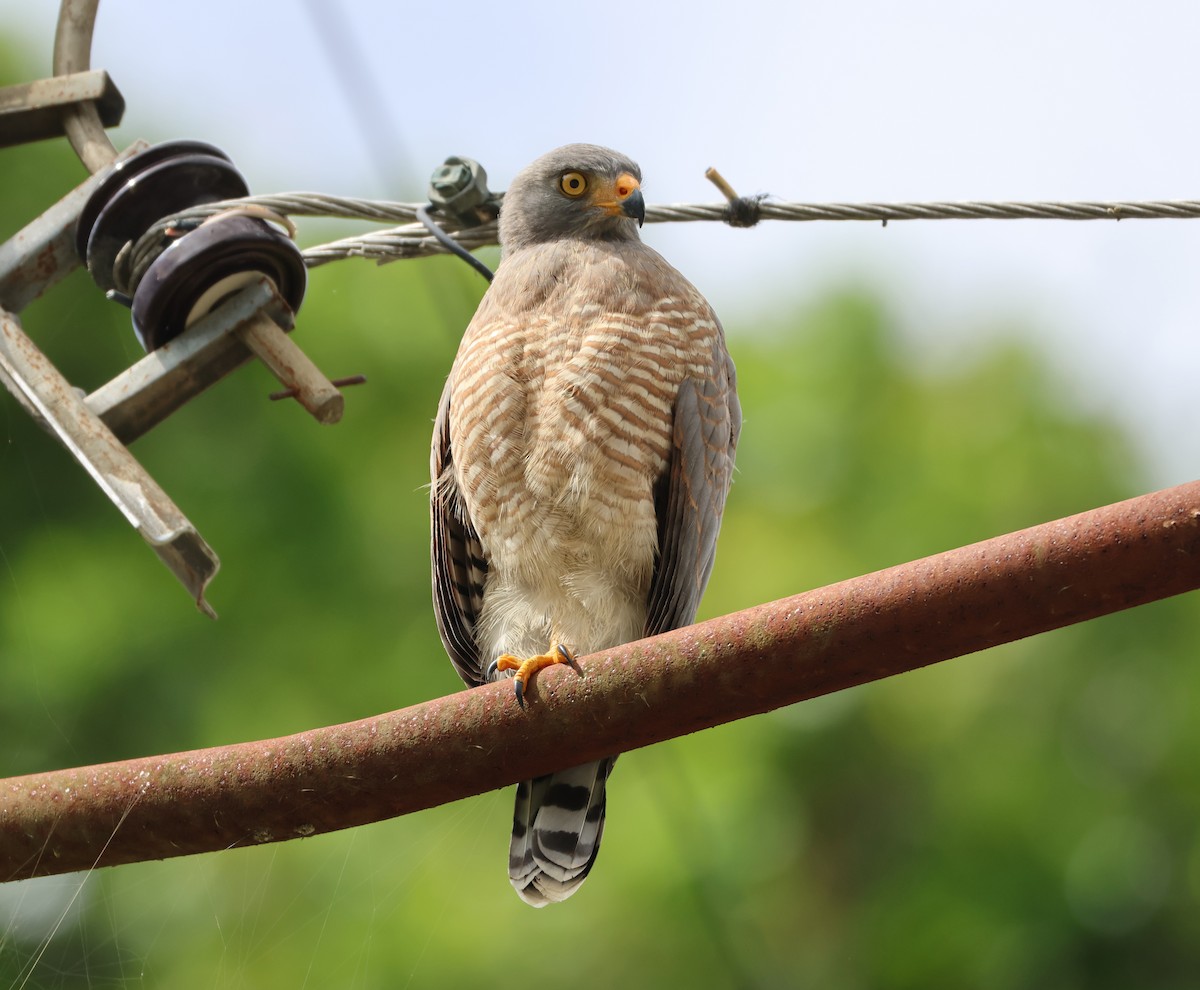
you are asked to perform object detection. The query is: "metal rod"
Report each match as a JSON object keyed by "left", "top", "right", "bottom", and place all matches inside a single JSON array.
[
  {"left": 85, "top": 277, "right": 297, "bottom": 443},
  {"left": 3, "top": 479, "right": 1199, "bottom": 880},
  {"left": 235, "top": 313, "right": 343, "bottom": 424},
  {"left": 0, "top": 70, "right": 124, "bottom": 150},
  {"left": 52, "top": 0, "right": 117, "bottom": 173}
]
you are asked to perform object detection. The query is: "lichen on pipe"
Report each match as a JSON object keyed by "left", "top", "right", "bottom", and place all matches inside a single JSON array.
[{"left": 3, "top": 480, "right": 1200, "bottom": 881}]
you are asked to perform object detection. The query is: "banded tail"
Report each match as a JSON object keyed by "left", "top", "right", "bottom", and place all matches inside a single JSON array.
[{"left": 509, "top": 758, "right": 615, "bottom": 906}]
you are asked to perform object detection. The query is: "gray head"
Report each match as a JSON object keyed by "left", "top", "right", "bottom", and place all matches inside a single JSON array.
[{"left": 498, "top": 144, "right": 645, "bottom": 254}]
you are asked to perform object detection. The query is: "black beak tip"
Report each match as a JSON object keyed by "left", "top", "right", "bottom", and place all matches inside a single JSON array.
[{"left": 623, "top": 189, "right": 646, "bottom": 228}]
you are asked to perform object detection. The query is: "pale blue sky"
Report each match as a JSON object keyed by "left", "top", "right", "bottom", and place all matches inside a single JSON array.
[{"left": 4, "top": 1, "right": 1200, "bottom": 480}]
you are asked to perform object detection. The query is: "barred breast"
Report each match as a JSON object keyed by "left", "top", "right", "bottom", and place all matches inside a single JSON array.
[{"left": 446, "top": 238, "right": 722, "bottom": 660}]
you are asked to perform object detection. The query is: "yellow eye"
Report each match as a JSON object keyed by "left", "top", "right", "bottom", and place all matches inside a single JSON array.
[{"left": 560, "top": 171, "right": 588, "bottom": 197}]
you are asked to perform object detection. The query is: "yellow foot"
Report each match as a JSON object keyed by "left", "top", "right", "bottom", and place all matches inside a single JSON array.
[{"left": 492, "top": 644, "right": 577, "bottom": 708}]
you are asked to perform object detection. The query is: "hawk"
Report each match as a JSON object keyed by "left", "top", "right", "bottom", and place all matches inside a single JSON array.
[{"left": 430, "top": 144, "right": 740, "bottom": 905}]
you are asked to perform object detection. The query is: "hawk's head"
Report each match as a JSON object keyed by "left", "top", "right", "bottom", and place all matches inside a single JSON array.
[{"left": 498, "top": 144, "right": 645, "bottom": 253}]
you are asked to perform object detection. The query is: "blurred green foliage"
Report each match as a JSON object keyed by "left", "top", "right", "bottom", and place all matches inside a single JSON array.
[{"left": 2, "top": 46, "right": 1200, "bottom": 990}]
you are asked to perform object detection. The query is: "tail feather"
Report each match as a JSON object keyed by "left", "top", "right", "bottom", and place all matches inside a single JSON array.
[{"left": 509, "top": 758, "right": 614, "bottom": 907}]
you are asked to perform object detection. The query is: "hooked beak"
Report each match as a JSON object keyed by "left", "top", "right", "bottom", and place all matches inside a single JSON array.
[
  {"left": 621, "top": 186, "right": 646, "bottom": 227},
  {"left": 597, "top": 172, "right": 645, "bottom": 227}
]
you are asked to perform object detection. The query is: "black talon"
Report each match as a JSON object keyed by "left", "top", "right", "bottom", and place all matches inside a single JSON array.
[
  {"left": 514, "top": 678, "right": 526, "bottom": 709},
  {"left": 557, "top": 644, "right": 582, "bottom": 674}
]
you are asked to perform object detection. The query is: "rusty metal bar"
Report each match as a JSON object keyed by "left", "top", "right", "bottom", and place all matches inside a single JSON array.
[
  {"left": 2, "top": 480, "right": 1199, "bottom": 881},
  {"left": 0, "top": 306, "right": 220, "bottom": 618},
  {"left": 84, "top": 277, "right": 297, "bottom": 443},
  {"left": 0, "top": 70, "right": 124, "bottom": 150},
  {"left": 0, "top": 140, "right": 146, "bottom": 313}
]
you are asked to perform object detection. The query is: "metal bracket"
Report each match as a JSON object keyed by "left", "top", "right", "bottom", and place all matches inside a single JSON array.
[
  {"left": 0, "top": 148, "right": 347, "bottom": 616},
  {"left": 0, "top": 302, "right": 221, "bottom": 617},
  {"left": 0, "top": 272, "right": 341, "bottom": 617},
  {"left": 0, "top": 70, "right": 124, "bottom": 151},
  {"left": 86, "top": 276, "right": 338, "bottom": 443},
  {"left": 0, "top": 141, "right": 147, "bottom": 313},
  {"left": 0, "top": 4, "right": 348, "bottom": 616}
]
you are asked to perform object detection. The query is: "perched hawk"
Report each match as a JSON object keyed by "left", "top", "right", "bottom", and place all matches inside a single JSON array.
[{"left": 430, "top": 144, "right": 740, "bottom": 905}]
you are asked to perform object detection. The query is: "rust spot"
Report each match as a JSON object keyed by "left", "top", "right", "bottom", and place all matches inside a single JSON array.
[{"left": 34, "top": 242, "right": 59, "bottom": 281}]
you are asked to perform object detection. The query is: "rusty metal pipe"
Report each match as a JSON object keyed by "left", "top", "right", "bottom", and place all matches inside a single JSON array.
[{"left": 3, "top": 480, "right": 1199, "bottom": 880}]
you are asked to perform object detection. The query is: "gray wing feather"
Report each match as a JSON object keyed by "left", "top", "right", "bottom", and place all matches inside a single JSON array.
[
  {"left": 644, "top": 344, "right": 741, "bottom": 637},
  {"left": 430, "top": 381, "right": 488, "bottom": 686}
]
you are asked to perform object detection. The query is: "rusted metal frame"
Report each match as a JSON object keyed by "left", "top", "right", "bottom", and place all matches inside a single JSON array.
[
  {"left": 0, "top": 144, "right": 343, "bottom": 438},
  {"left": 0, "top": 141, "right": 331, "bottom": 600},
  {"left": 0, "top": 140, "right": 147, "bottom": 313},
  {"left": 0, "top": 303, "right": 221, "bottom": 617},
  {"left": 0, "top": 70, "right": 124, "bottom": 150},
  {"left": 0, "top": 276, "right": 338, "bottom": 611},
  {"left": 0, "top": 275, "right": 316, "bottom": 608},
  {"left": 2, "top": 480, "right": 1198, "bottom": 881},
  {"left": 85, "top": 277, "right": 299, "bottom": 443}
]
